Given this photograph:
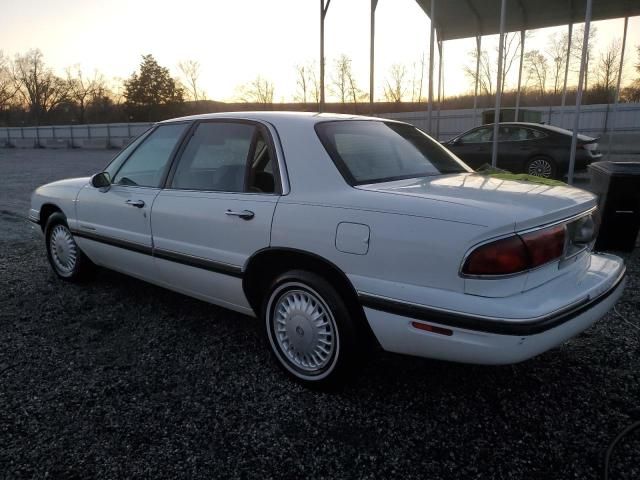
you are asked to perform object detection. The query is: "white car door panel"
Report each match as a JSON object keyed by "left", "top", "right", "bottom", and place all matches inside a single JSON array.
[
  {"left": 73, "top": 122, "right": 189, "bottom": 278},
  {"left": 151, "top": 192, "right": 277, "bottom": 311},
  {"left": 74, "top": 185, "right": 159, "bottom": 276}
]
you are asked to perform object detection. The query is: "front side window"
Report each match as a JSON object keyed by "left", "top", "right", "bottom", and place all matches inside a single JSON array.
[
  {"left": 104, "top": 128, "right": 152, "bottom": 179},
  {"left": 316, "top": 121, "right": 470, "bottom": 185},
  {"left": 112, "top": 123, "right": 188, "bottom": 187}
]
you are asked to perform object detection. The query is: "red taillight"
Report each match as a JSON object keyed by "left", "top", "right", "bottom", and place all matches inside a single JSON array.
[
  {"left": 462, "top": 225, "right": 566, "bottom": 276},
  {"left": 520, "top": 225, "right": 565, "bottom": 268},
  {"left": 463, "top": 235, "right": 530, "bottom": 275}
]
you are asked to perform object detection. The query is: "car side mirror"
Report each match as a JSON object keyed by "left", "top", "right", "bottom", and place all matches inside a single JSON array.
[{"left": 91, "top": 172, "right": 111, "bottom": 189}]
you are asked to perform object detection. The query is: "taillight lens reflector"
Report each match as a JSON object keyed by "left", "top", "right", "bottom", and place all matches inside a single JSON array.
[
  {"left": 463, "top": 235, "right": 530, "bottom": 275},
  {"left": 520, "top": 225, "right": 565, "bottom": 268},
  {"left": 411, "top": 322, "right": 453, "bottom": 336}
]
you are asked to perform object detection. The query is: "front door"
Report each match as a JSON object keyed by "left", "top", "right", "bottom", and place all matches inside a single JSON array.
[
  {"left": 74, "top": 122, "right": 189, "bottom": 279},
  {"left": 150, "top": 120, "right": 281, "bottom": 313},
  {"left": 448, "top": 126, "right": 493, "bottom": 169}
]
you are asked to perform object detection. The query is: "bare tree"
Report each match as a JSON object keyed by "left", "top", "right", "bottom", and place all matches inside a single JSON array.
[
  {"left": 307, "top": 63, "right": 320, "bottom": 104},
  {"left": 500, "top": 32, "right": 525, "bottom": 92},
  {"left": 384, "top": 64, "right": 407, "bottom": 102},
  {"left": 410, "top": 53, "right": 426, "bottom": 102},
  {"left": 329, "top": 54, "right": 367, "bottom": 103},
  {"left": 330, "top": 54, "right": 351, "bottom": 103},
  {"left": 237, "top": 75, "right": 274, "bottom": 104},
  {"left": 178, "top": 60, "right": 206, "bottom": 102},
  {"left": 0, "top": 51, "right": 17, "bottom": 111},
  {"left": 12, "top": 49, "right": 69, "bottom": 124},
  {"left": 595, "top": 40, "right": 622, "bottom": 93},
  {"left": 295, "top": 64, "right": 308, "bottom": 103},
  {"left": 66, "top": 66, "right": 107, "bottom": 123},
  {"left": 463, "top": 49, "right": 494, "bottom": 95},
  {"left": 524, "top": 50, "right": 549, "bottom": 96},
  {"left": 463, "top": 32, "right": 527, "bottom": 96},
  {"left": 571, "top": 25, "right": 598, "bottom": 92},
  {"left": 546, "top": 32, "right": 568, "bottom": 95},
  {"left": 295, "top": 61, "right": 321, "bottom": 104}
]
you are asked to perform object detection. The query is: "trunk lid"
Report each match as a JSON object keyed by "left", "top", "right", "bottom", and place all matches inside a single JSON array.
[{"left": 358, "top": 173, "right": 597, "bottom": 231}]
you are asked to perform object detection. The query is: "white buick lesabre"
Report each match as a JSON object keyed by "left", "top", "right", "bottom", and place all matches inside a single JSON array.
[{"left": 29, "top": 112, "right": 626, "bottom": 387}]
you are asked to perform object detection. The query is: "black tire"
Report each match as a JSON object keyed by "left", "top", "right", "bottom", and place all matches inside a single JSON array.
[
  {"left": 44, "top": 212, "right": 94, "bottom": 282},
  {"left": 262, "top": 270, "right": 360, "bottom": 389},
  {"left": 526, "top": 156, "right": 558, "bottom": 179}
]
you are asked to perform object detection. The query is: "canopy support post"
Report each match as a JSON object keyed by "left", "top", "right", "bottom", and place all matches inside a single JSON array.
[
  {"left": 369, "top": 0, "right": 378, "bottom": 112},
  {"left": 514, "top": 30, "right": 526, "bottom": 121},
  {"left": 568, "top": 0, "right": 592, "bottom": 185},
  {"left": 606, "top": 16, "right": 628, "bottom": 160},
  {"left": 559, "top": 22, "right": 573, "bottom": 128},
  {"left": 319, "top": 0, "right": 331, "bottom": 112},
  {"left": 491, "top": 0, "right": 506, "bottom": 168},
  {"left": 472, "top": 35, "right": 482, "bottom": 126},
  {"left": 436, "top": 39, "right": 443, "bottom": 139},
  {"left": 427, "top": 0, "right": 436, "bottom": 133}
]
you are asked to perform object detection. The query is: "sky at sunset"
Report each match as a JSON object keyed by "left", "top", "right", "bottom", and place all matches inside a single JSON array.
[{"left": 1, "top": 0, "right": 639, "bottom": 102}]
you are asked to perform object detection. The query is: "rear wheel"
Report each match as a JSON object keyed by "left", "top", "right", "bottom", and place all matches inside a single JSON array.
[
  {"left": 526, "top": 156, "right": 557, "bottom": 179},
  {"left": 263, "top": 270, "right": 359, "bottom": 389},
  {"left": 45, "top": 212, "right": 93, "bottom": 281}
]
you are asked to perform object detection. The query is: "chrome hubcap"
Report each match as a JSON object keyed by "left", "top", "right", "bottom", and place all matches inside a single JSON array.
[
  {"left": 272, "top": 288, "right": 336, "bottom": 373},
  {"left": 49, "top": 225, "right": 77, "bottom": 275},
  {"left": 528, "top": 159, "right": 552, "bottom": 178}
]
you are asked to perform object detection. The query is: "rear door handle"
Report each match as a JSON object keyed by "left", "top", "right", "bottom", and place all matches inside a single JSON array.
[
  {"left": 125, "top": 199, "right": 145, "bottom": 208},
  {"left": 225, "top": 209, "right": 255, "bottom": 220}
]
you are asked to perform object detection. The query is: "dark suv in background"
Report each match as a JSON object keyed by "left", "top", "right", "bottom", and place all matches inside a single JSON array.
[{"left": 444, "top": 122, "right": 602, "bottom": 179}]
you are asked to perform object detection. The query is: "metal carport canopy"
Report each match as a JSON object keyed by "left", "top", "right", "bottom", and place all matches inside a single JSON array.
[{"left": 415, "top": 0, "right": 640, "bottom": 40}]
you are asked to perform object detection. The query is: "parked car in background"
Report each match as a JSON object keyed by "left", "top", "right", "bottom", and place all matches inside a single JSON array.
[
  {"left": 29, "top": 112, "right": 625, "bottom": 388},
  {"left": 444, "top": 122, "right": 602, "bottom": 179}
]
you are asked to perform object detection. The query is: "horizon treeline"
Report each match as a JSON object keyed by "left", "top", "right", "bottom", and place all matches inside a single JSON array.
[{"left": 1, "top": 45, "right": 639, "bottom": 127}]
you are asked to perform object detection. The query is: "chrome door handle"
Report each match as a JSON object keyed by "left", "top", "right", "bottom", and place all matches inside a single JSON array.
[
  {"left": 225, "top": 209, "right": 255, "bottom": 220},
  {"left": 125, "top": 199, "right": 145, "bottom": 208}
]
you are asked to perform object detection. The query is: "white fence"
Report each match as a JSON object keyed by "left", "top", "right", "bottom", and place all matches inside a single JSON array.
[
  {"left": 0, "top": 123, "right": 153, "bottom": 149},
  {"left": 1, "top": 103, "right": 639, "bottom": 152}
]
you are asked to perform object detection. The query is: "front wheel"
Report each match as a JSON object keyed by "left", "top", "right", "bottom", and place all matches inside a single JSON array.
[
  {"left": 263, "top": 270, "right": 359, "bottom": 389},
  {"left": 45, "top": 212, "right": 93, "bottom": 281},
  {"left": 526, "top": 156, "right": 558, "bottom": 179}
]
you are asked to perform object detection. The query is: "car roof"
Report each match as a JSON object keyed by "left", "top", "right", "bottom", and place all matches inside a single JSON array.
[{"left": 161, "top": 111, "right": 390, "bottom": 126}]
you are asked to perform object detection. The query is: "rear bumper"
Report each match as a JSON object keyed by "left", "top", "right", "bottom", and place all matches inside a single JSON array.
[{"left": 360, "top": 255, "right": 625, "bottom": 365}]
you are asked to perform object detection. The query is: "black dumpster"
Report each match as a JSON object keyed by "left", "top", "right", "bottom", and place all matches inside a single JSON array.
[{"left": 589, "top": 161, "right": 640, "bottom": 252}]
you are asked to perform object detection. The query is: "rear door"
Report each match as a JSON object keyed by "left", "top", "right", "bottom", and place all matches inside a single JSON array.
[
  {"left": 150, "top": 120, "right": 282, "bottom": 313},
  {"left": 496, "top": 125, "right": 529, "bottom": 171},
  {"left": 74, "top": 123, "right": 189, "bottom": 278}
]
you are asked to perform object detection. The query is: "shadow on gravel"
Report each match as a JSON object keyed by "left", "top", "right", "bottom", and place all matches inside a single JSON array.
[{"left": 1, "top": 213, "right": 639, "bottom": 479}]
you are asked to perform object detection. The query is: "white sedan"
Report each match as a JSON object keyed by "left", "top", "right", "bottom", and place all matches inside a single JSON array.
[{"left": 29, "top": 112, "right": 626, "bottom": 388}]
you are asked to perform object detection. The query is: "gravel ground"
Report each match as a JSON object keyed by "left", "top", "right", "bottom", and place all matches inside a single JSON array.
[{"left": 0, "top": 149, "right": 639, "bottom": 479}]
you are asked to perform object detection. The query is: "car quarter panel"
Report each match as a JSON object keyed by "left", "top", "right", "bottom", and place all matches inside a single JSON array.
[{"left": 270, "top": 200, "right": 480, "bottom": 295}]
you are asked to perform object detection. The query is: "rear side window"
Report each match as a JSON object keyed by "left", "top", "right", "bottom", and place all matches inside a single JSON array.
[
  {"left": 170, "top": 122, "right": 278, "bottom": 194},
  {"left": 459, "top": 127, "right": 492, "bottom": 143},
  {"left": 112, "top": 123, "right": 188, "bottom": 187},
  {"left": 316, "top": 121, "right": 470, "bottom": 185}
]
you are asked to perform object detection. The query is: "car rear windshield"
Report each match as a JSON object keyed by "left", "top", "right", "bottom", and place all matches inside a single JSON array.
[{"left": 315, "top": 120, "right": 470, "bottom": 185}]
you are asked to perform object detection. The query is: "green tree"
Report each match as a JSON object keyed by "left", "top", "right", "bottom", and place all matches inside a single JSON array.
[{"left": 124, "top": 54, "right": 184, "bottom": 121}]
